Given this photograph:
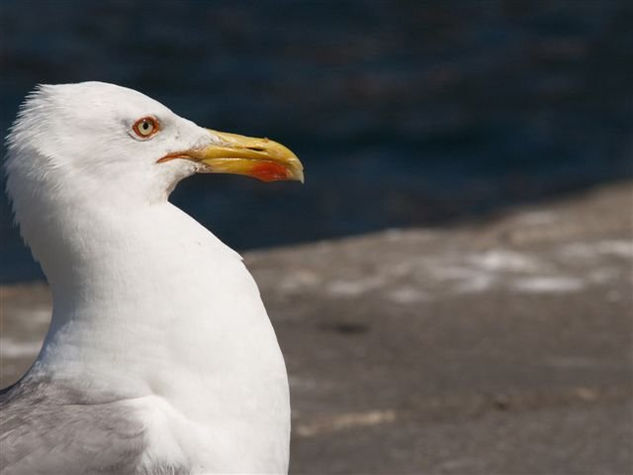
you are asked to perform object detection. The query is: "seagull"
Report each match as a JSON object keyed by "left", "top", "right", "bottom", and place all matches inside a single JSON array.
[{"left": 1, "top": 82, "right": 303, "bottom": 474}]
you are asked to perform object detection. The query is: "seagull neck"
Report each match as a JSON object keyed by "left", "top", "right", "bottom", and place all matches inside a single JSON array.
[{"left": 31, "top": 199, "right": 270, "bottom": 391}]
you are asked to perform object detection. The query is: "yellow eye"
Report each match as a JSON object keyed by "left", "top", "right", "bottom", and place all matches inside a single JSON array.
[{"left": 132, "top": 116, "right": 159, "bottom": 138}]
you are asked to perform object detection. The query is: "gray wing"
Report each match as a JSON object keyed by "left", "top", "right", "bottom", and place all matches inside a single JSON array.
[{"left": 0, "top": 376, "right": 154, "bottom": 475}]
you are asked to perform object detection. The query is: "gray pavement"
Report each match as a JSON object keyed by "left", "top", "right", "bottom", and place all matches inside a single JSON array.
[{"left": 2, "top": 182, "right": 632, "bottom": 474}]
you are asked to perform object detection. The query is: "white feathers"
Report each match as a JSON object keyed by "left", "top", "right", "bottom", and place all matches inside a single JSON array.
[{"left": 3, "top": 82, "right": 291, "bottom": 473}]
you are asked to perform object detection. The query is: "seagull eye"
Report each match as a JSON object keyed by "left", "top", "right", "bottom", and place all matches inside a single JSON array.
[{"left": 132, "top": 117, "right": 159, "bottom": 138}]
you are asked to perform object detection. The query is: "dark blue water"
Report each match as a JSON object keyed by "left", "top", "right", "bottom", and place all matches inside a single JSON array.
[{"left": 1, "top": 0, "right": 632, "bottom": 282}]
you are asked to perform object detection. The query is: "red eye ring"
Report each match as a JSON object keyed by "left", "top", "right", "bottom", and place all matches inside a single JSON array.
[{"left": 132, "top": 116, "right": 159, "bottom": 138}]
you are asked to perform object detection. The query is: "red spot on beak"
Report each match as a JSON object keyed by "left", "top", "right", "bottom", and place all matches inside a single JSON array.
[{"left": 251, "top": 162, "right": 289, "bottom": 182}]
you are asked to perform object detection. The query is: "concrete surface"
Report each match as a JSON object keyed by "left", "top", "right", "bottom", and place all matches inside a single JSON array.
[{"left": 1, "top": 182, "right": 632, "bottom": 474}]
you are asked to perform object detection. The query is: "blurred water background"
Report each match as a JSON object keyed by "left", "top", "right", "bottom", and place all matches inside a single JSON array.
[{"left": 1, "top": 0, "right": 632, "bottom": 282}]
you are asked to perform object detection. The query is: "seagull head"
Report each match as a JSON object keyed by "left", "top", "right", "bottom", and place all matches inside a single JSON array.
[
  {"left": 5, "top": 81, "right": 303, "bottom": 206},
  {"left": 4, "top": 82, "right": 304, "bottom": 269}
]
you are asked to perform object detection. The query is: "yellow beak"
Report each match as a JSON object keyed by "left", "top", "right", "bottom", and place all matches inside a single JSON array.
[{"left": 158, "top": 130, "right": 304, "bottom": 183}]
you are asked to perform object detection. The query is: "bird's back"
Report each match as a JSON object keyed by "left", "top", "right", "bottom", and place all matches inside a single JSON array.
[{"left": 0, "top": 374, "right": 188, "bottom": 474}]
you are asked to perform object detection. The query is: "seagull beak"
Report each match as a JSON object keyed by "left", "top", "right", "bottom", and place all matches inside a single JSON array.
[{"left": 158, "top": 130, "right": 304, "bottom": 183}]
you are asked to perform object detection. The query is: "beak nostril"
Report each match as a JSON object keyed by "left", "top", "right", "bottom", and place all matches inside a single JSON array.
[{"left": 246, "top": 147, "right": 266, "bottom": 152}]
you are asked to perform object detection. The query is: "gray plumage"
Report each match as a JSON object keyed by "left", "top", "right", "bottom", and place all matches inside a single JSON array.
[{"left": 0, "top": 375, "right": 187, "bottom": 474}]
